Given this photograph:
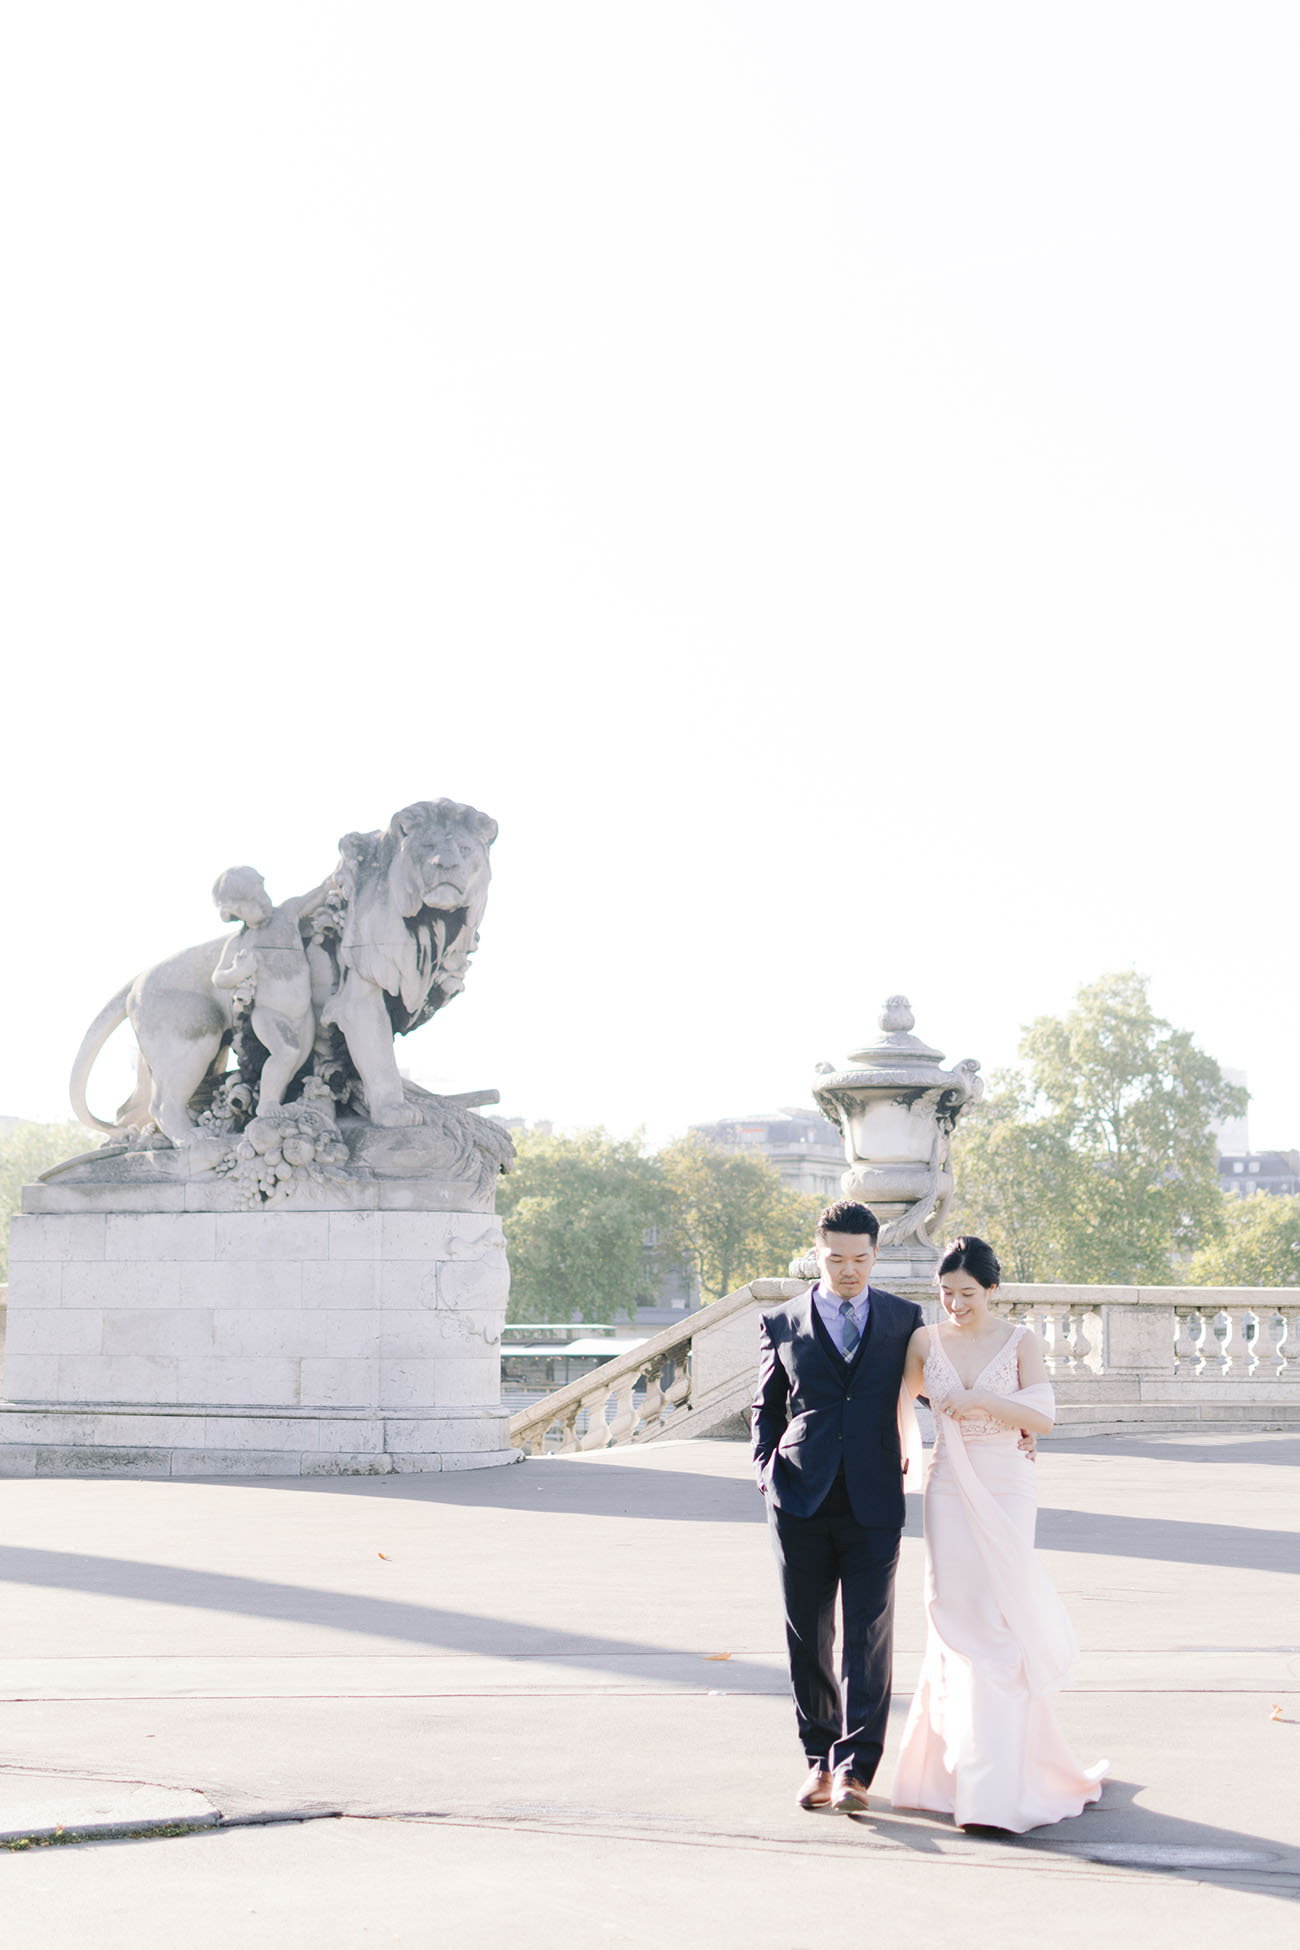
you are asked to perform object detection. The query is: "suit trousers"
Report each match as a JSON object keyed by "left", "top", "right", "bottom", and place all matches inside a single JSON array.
[{"left": 766, "top": 1468, "right": 901, "bottom": 1782}]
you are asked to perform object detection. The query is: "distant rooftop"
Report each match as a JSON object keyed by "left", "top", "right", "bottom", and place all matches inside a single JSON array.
[
  {"left": 691, "top": 1108, "right": 841, "bottom": 1150},
  {"left": 1216, "top": 1149, "right": 1300, "bottom": 1196}
]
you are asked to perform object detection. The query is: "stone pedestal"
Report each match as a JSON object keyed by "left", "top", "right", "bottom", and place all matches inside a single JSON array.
[{"left": 0, "top": 1200, "right": 515, "bottom": 1477}]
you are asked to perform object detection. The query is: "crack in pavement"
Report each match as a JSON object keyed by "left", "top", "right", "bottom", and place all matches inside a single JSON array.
[
  {"left": 5, "top": 1794, "right": 1297, "bottom": 1901},
  {"left": 346, "top": 1807, "right": 1300, "bottom": 1893}
]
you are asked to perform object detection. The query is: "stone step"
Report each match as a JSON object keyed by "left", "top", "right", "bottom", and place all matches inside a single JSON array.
[
  {"left": 1060, "top": 1404, "right": 1300, "bottom": 1435},
  {"left": 1050, "top": 1399, "right": 1300, "bottom": 1436}
]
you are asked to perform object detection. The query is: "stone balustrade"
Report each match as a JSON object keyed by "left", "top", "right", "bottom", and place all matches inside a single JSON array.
[
  {"left": 508, "top": 1280, "right": 1300, "bottom": 1456},
  {"left": 990, "top": 1285, "right": 1300, "bottom": 1430},
  {"left": 508, "top": 1279, "right": 806, "bottom": 1456}
]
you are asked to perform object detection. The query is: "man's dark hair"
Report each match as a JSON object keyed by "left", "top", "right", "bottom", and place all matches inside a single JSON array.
[{"left": 815, "top": 1199, "right": 879, "bottom": 1242}]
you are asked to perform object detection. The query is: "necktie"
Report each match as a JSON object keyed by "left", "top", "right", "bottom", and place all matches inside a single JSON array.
[{"left": 839, "top": 1300, "right": 860, "bottom": 1356}]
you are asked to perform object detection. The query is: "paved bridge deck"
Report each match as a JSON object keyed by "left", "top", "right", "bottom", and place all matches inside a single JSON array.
[{"left": 0, "top": 1433, "right": 1296, "bottom": 1944}]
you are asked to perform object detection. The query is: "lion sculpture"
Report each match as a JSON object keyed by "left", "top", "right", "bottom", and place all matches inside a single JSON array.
[{"left": 70, "top": 798, "right": 498, "bottom": 1145}]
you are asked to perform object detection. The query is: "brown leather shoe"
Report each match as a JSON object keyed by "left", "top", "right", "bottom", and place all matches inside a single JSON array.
[
  {"left": 829, "top": 1764, "right": 871, "bottom": 1813},
  {"left": 796, "top": 1765, "right": 833, "bottom": 1810}
]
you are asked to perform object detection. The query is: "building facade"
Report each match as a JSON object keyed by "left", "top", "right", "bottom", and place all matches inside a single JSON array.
[
  {"left": 1217, "top": 1150, "right": 1300, "bottom": 1198},
  {"left": 688, "top": 1108, "right": 845, "bottom": 1201}
]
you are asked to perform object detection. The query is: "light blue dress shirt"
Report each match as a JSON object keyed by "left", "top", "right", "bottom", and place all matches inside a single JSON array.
[{"left": 812, "top": 1281, "right": 871, "bottom": 1358}]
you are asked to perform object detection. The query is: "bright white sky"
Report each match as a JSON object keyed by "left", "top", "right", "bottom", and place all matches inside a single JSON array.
[{"left": 2, "top": 2, "right": 1296, "bottom": 1150}]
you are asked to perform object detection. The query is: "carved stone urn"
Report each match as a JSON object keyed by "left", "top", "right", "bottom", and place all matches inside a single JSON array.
[{"left": 807, "top": 996, "right": 983, "bottom": 1291}]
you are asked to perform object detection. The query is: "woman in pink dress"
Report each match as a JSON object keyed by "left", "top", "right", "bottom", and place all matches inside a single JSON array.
[{"left": 891, "top": 1236, "right": 1108, "bottom": 1832}]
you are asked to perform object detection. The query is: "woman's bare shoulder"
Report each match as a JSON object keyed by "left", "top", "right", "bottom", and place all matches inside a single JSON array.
[{"left": 1016, "top": 1327, "right": 1050, "bottom": 1373}]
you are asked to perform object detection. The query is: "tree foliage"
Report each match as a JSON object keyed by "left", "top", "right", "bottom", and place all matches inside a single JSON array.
[
  {"left": 945, "top": 1081, "right": 1079, "bottom": 1283},
  {"left": 0, "top": 1122, "right": 91, "bottom": 1280},
  {"left": 1187, "top": 1194, "right": 1300, "bottom": 1288},
  {"left": 496, "top": 1127, "right": 665, "bottom": 1324},
  {"left": 657, "top": 1135, "right": 821, "bottom": 1302},
  {"left": 950, "top": 973, "right": 1246, "bottom": 1284},
  {"left": 496, "top": 1126, "right": 821, "bottom": 1322}
]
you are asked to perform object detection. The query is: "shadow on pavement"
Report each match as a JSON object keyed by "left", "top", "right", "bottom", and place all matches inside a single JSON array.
[
  {"left": 172, "top": 1454, "right": 1300, "bottom": 1575},
  {"left": 185, "top": 1458, "right": 774, "bottom": 1524},
  {"left": 860, "top": 1776, "right": 1300, "bottom": 1904},
  {"left": 0, "top": 1543, "right": 723, "bottom": 1667},
  {"left": 1034, "top": 1507, "right": 1298, "bottom": 1574}
]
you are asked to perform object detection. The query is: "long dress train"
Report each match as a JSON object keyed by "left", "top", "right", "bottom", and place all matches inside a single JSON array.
[{"left": 891, "top": 1325, "right": 1108, "bottom": 1833}]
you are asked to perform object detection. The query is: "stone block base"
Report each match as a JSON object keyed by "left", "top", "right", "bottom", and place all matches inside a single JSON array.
[
  {"left": 2, "top": 1202, "right": 516, "bottom": 1477},
  {"left": 0, "top": 1403, "right": 518, "bottom": 1476}
]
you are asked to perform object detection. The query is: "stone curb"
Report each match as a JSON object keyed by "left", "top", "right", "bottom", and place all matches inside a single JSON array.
[
  {"left": 0, "top": 1805, "right": 341, "bottom": 1851},
  {"left": 1, "top": 1812, "right": 222, "bottom": 1850}
]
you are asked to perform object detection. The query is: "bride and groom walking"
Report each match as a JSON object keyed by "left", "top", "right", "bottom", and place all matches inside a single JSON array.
[{"left": 752, "top": 1199, "right": 1108, "bottom": 1833}]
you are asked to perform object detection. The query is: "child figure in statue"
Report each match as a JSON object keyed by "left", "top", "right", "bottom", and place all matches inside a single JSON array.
[{"left": 211, "top": 867, "right": 322, "bottom": 1114}]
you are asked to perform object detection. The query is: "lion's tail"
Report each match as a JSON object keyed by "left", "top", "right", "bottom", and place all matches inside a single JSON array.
[{"left": 69, "top": 982, "right": 134, "bottom": 1134}]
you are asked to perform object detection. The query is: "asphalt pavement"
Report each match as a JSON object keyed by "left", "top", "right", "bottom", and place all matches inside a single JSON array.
[{"left": 0, "top": 1432, "right": 1296, "bottom": 1946}]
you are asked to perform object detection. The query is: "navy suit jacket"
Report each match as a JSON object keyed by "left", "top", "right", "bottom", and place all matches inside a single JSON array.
[{"left": 751, "top": 1284, "right": 925, "bottom": 1530}]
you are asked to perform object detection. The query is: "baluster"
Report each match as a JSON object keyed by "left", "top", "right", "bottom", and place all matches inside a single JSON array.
[
  {"left": 636, "top": 1360, "right": 666, "bottom": 1438},
  {"left": 1068, "top": 1308, "right": 1096, "bottom": 1376},
  {"left": 1045, "top": 1305, "right": 1072, "bottom": 1377},
  {"left": 558, "top": 1403, "right": 583, "bottom": 1454},
  {"left": 1257, "top": 1308, "right": 1287, "bottom": 1382},
  {"left": 1174, "top": 1306, "right": 1205, "bottom": 1377},
  {"left": 660, "top": 1350, "right": 691, "bottom": 1421},
  {"left": 1205, "top": 1309, "right": 1233, "bottom": 1378},
  {"left": 1040, "top": 1305, "right": 1061, "bottom": 1374},
  {"left": 1277, "top": 1306, "right": 1300, "bottom": 1382},
  {"left": 579, "top": 1384, "right": 614, "bottom": 1450},
  {"left": 1231, "top": 1305, "right": 1259, "bottom": 1380},
  {"left": 1215, "top": 1306, "right": 1253, "bottom": 1380},
  {"left": 605, "top": 1374, "right": 640, "bottom": 1445}
]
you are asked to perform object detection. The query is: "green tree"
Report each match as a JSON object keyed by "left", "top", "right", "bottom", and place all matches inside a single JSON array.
[
  {"left": 496, "top": 1127, "right": 666, "bottom": 1324},
  {"left": 1187, "top": 1194, "right": 1300, "bottom": 1287},
  {"left": 658, "top": 1134, "right": 821, "bottom": 1301},
  {"left": 1, "top": 1121, "right": 93, "bottom": 1280},
  {"left": 950, "top": 973, "right": 1246, "bottom": 1285},
  {"left": 947, "top": 1079, "right": 1080, "bottom": 1282}
]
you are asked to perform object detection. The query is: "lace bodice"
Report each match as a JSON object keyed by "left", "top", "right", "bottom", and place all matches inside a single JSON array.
[{"left": 925, "top": 1324, "right": 1027, "bottom": 1445}]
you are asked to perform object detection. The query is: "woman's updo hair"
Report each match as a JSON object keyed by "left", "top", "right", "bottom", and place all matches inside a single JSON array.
[{"left": 937, "top": 1235, "right": 1002, "bottom": 1289}]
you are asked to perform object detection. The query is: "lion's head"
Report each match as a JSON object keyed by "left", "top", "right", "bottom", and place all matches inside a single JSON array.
[
  {"left": 334, "top": 798, "right": 498, "bottom": 1031},
  {"left": 386, "top": 799, "right": 497, "bottom": 922}
]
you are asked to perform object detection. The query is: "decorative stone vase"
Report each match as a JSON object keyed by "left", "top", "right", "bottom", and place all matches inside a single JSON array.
[{"left": 808, "top": 997, "right": 983, "bottom": 1292}]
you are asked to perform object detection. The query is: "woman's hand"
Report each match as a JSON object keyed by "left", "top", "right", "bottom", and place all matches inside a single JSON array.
[{"left": 941, "top": 1388, "right": 987, "bottom": 1419}]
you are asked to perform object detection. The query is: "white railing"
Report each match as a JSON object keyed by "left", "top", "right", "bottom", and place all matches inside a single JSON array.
[
  {"left": 508, "top": 1280, "right": 1300, "bottom": 1456},
  {"left": 991, "top": 1285, "right": 1300, "bottom": 1390},
  {"left": 509, "top": 1279, "right": 804, "bottom": 1456}
]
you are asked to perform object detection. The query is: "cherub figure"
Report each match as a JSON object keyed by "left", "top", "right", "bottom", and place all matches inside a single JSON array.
[{"left": 211, "top": 867, "right": 326, "bottom": 1115}]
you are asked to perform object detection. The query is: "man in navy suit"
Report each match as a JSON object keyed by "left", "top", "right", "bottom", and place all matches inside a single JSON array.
[{"left": 752, "top": 1199, "right": 924, "bottom": 1813}]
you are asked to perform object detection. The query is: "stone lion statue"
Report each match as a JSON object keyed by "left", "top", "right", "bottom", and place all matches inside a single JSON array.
[
  {"left": 321, "top": 798, "right": 498, "bottom": 1128},
  {"left": 69, "top": 798, "right": 498, "bottom": 1144}
]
